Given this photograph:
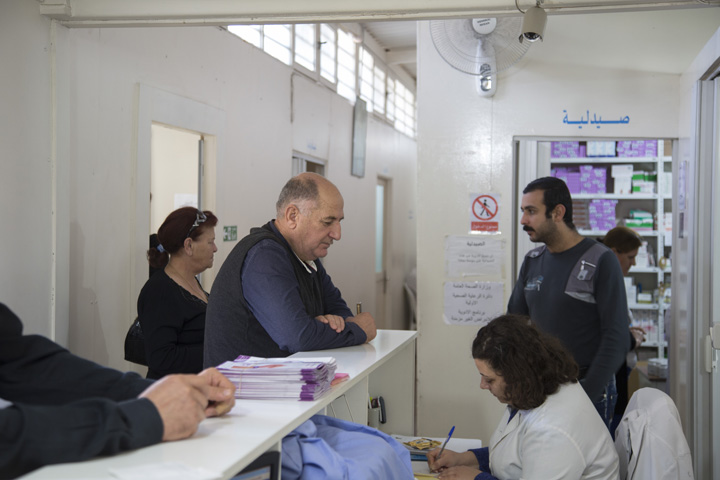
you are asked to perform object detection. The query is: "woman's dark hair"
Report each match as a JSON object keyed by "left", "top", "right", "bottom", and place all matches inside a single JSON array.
[
  {"left": 472, "top": 314, "right": 578, "bottom": 410},
  {"left": 523, "top": 176, "right": 575, "bottom": 229},
  {"left": 147, "top": 207, "right": 218, "bottom": 269},
  {"left": 600, "top": 226, "right": 642, "bottom": 254}
]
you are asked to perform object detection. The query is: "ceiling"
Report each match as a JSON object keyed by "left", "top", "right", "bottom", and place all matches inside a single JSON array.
[
  {"left": 39, "top": 0, "right": 720, "bottom": 84},
  {"left": 361, "top": 7, "right": 720, "bottom": 82}
]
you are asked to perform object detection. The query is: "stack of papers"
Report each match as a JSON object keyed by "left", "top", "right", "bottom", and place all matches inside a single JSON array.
[{"left": 217, "top": 356, "right": 337, "bottom": 401}]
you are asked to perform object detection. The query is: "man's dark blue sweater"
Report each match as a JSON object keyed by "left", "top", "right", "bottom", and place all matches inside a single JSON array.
[{"left": 204, "top": 221, "right": 367, "bottom": 367}]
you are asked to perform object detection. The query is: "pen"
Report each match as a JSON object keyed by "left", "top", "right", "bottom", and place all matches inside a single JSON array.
[
  {"left": 356, "top": 302, "right": 362, "bottom": 315},
  {"left": 437, "top": 426, "right": 455, "bottom": 459}
]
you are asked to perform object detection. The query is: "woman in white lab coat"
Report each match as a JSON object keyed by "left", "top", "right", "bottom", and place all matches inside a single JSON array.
[{"left": 427, "top": 314, "right": 619, "bottom": 480}]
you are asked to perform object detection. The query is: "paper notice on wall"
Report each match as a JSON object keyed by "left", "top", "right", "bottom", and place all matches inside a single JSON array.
[
  {"left": 443, "top": 282, "right": 504, "bottom": 326},
  {"left": 445, "top": 235, "right": 503, "bottom": 277}
]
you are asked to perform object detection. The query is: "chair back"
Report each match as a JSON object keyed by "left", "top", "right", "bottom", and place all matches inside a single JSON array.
[{"left": 614, "top": 387, "right": 693, "bottom": 480}]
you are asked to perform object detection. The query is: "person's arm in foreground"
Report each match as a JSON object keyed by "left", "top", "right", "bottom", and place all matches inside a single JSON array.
[
  {"left": 1, "top": 366, "right": 234, "bottom": 478},
  {"left": 0, "top": 303, "right": 235, "bottom": 479},
  {"left": 139, "top": 367, "right": 236, "bottom": 440}
]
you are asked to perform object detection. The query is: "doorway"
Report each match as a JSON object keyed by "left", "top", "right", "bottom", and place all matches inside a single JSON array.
[
  {"left": 133, "top": 85, "right": 224, "bottom": 312},
  {"left": 150, "top": 124, "right": 203, "bottom": 232}
]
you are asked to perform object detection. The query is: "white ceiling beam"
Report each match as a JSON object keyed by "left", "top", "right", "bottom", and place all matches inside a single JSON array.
[{"left": 37, "top": 0, "right": 707, "bottom": 27}]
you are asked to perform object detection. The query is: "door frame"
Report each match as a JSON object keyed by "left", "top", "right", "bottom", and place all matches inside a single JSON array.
[{"left": 134, "top": 85, "right": 225, "bottom": 314}]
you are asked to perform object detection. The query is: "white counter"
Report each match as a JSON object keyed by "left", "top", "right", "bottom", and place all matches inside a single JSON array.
[{"left": 22, "top": 329, "right": 417, "bottom": 479}]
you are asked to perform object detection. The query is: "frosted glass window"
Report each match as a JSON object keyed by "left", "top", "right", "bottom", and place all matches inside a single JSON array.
[
  {"left": 337, "top": 29, "right": 357, "bottom": 102},
  {"left": 264, "top": 25, "right": 292, "bottom": 65},
  {"left": 359, "top": 47, "right": 375, "bottom": 111},
  {"left": 386, "top": 78, "right": 396, "bottom": 123},
  {"left": 294, "top": 24, "right": 316, "bottom": 71},
  {"left": 320, "top": 24, "right": 337, "bottom": 83},
  {"left": 373, "top": 66, "right": 386, "bottom": 115},
  {"left": 392, "top": 80, "right": 416, "bottom": 137},
  {"left": 228, "top": 25, "right": 262, "bottom": 48}
]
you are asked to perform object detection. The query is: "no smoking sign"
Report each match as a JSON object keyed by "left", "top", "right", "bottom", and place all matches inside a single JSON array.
[{"left": 470, "top": 193, "right": 500, "bottom": 232}]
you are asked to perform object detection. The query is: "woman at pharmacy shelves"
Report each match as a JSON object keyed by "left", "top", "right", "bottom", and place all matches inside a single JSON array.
[
  {"left": 599, "top": 226, "right": 647, "bottom": 437},
  {"left": 138, "top": 207, "right": 218, "bottom": 379},
  {"left": 427, "top": 314, "right": 619, "bottom": 480}
]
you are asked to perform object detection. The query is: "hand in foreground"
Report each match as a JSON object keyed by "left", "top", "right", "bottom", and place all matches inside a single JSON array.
[
  {"left": 427, "top": 448, "right": 463, "bottom": 473},
  {"left": 630, "top": 326, "right": 646, "bottom": 347},
  {"left": 436, "top": 466, "right": 484, "bottom": 479},
  {"left": 427, "top": 449, "right": 478, "bottom": 474},
  {"left": 316, "top": 314, "right": 346, "bottom": 333},
  {"left": 198, "top": 367, "right": 236, "bottom": 417},
  {"left": 139, "top": 370, "right": 235, "bottom": 441},
  {"left": 348, "top": 312, "right": 377, "bottom": 342}
]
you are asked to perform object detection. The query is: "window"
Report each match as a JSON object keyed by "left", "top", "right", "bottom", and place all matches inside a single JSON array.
[
  {"left": 336, "top": 29, "right": 357, "bottom": 103},
  {"left": 392, "top": 80, "right": 416, "bottom": 137},
  {"left": 386, "top": 78, "right": 396, "bottom": 123},
  {"left": 319, "top": 24, "right": 337, "bottom": 84},
  {"left": 228, "top": 25, "right": 262, "bottom": 48},
  {"left": 263, "top": 25, "right": 292, "bottom": 65},
  {"left": 292, "top": 153, "right": 326, "bottom": 176},
  {"left": 359, "top": 47, "right": 375, "bottom": 110},
  {"left": 359, "top": 48, "right": 388, "bottom": 116},
  {"left": 294, "top": 24, "right": 316, "bottom": 72},
  {"left": 373, "top": 66, "right": 386, "bottom": 116},
  {"left": 228, "top": 25, "right": 292, "bottom": 66},
  {"left": 228, "top": 23, "right": 415, "bottom": 138}
]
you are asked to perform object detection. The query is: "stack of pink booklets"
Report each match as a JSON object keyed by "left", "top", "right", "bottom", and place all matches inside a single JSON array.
[{"left": 217, "top": 355, "right": 338, "bottom": 401}]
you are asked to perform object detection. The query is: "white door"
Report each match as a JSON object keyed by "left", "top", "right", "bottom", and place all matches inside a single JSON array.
[
  {"left": 708, "top": 76, "right": 720, "bottom": 480},
  {"left": 678, "top": 74, "right": 720, "bottom": 479}
]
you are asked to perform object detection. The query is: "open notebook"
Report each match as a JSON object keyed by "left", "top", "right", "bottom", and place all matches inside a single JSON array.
[{"left": 390, "top": 435, "right": 483, "bottom": 478}]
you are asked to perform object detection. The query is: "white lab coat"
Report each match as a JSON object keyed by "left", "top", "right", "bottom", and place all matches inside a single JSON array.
[
  {"left": 488, "top": 382, "right": 619, "bottom": 480},
  {"left": 614, "top": 388, "right": 693, "bottom": 480}
]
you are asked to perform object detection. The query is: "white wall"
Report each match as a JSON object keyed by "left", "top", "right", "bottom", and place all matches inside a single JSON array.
[
  {"left": 0, "top": 0, "right": 58, "bottom": 337},
  {"left": 416, "top": 14, "right": 686, "bottom": 442},
  {"left": 0, "top": 1, "right": 416, "bottom": 372}
]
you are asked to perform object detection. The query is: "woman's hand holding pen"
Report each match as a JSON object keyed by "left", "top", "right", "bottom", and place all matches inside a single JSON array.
[
  {"left": 435, "top": 465, "right": 485, "bottom": 479},
  {"left": 427, "top": 449, "right": 479, "bottom": 476}
]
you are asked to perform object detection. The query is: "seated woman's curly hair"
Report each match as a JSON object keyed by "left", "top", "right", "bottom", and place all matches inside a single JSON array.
[{"left": 472, "top": 314, "right": 579, "bottom": 410}]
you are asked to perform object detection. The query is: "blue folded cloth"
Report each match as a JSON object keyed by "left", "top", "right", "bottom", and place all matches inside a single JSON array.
[{"left": 282, "top": 414, "right": 414, "bottom": 480}]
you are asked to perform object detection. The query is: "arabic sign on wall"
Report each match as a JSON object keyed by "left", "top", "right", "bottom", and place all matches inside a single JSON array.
[
  {"left": 562, "top": 109, "right": 630, "bottom": 129},
  {"left": 443, "top": 281, "right": 504, "bottom": 326},
  {"left": 445, "top": 235, "right": 503, "bottom": 277},
  {"left": 470, "top": 193, "right": 499, "bottom": 233}
]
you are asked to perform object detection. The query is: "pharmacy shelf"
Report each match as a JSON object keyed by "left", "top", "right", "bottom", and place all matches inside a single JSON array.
[
  {"left": 629, "top": 303, "right": 660, "bottom": 310},
  {"left": 578, "top": 230, "right": 659, "bottom": 237},
  {"left": 550, "top": 157, "right": 664, "bottom": 164},
  {"left": 547, "top": 138, "right": 672, "bottom": 360},
  {"left": 630, "top": 266, "right": 663, "bottom": 273},
  {"left": 572, "top": 193, "right": 658, "bottom": 200}
]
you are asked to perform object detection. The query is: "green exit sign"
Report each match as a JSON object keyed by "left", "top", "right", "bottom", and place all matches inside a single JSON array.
[{"left": 223, "top": 225, "right": 237, "bottom": 242}]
